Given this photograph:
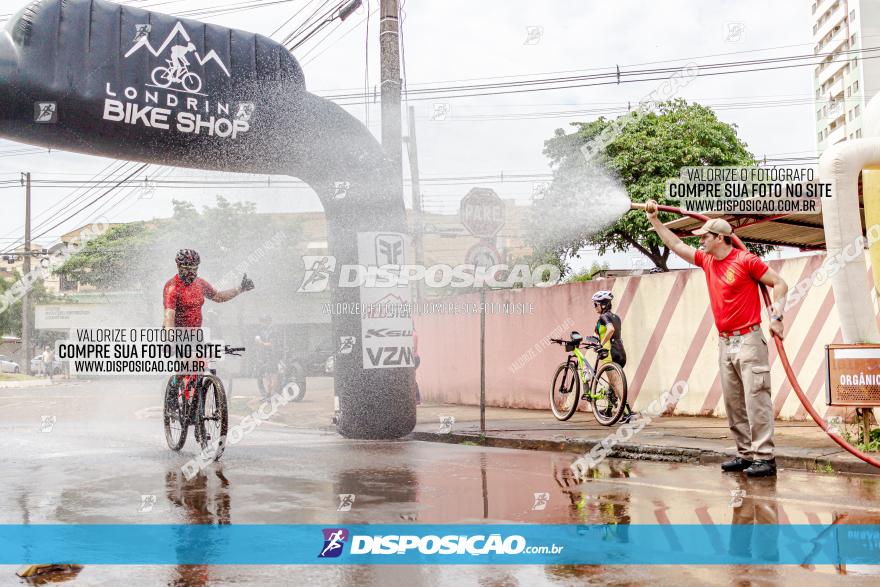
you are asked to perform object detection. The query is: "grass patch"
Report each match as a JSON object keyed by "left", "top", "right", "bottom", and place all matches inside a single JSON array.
[{"left": 0, "top": 373, "right": 39, "bottom": 381}]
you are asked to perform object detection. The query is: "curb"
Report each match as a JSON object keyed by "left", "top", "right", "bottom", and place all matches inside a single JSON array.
[{"left": 412, "top": 430, "right": 880, "bottom": 477}]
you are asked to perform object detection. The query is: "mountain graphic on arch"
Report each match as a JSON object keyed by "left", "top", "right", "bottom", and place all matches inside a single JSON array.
[{"left": 124, "top": 22, "right": 231, "bottom": 77}]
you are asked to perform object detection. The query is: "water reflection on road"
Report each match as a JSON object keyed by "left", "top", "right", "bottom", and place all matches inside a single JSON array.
[{"left": 3, "top": 381, "right": 880, "bottom": 584}]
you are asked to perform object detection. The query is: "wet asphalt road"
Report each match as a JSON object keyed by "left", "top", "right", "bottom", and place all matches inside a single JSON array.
[{"left": 1, "top": 378, "right": 879, "bottom": 585}]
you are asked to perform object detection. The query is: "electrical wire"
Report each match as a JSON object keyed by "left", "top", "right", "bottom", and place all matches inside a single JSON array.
[
  {"left": 300, "top": 5, "right": 377, "bottom": 66},
  {"left": 321, "top": 45, "right": 880, "bottom": 103}
]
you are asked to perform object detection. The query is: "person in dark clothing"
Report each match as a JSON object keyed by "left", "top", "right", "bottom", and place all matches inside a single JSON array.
[
  {"left": 592, "top": 290, "right": 634, "bottom": 423},
  {"left": 255, "top": 315, "right": 281, "bottom": 399}
]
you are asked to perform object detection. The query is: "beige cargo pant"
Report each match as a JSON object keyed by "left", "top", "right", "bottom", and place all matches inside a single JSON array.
[{"left": 718, "top": 330, "right": 775, "bottom": 461}]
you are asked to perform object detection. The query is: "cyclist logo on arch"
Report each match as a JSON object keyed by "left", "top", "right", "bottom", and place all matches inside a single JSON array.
[{"left": 151, "top": 43, "right": 203, "bottom": 93}]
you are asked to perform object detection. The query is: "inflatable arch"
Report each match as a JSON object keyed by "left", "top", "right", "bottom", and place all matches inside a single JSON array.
[{"left": 0, "top": 0, "right": 416, "bottom": 439}]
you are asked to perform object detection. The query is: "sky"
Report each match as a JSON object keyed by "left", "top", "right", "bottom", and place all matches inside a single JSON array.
[{"left": 0, "top": 0, "right": 817, "bottom": 269}]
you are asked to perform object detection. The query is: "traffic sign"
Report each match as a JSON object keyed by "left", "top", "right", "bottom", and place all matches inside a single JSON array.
[
  {"left": 460, "top": 188, "right": 505, "bottom": 238},
  {"left": 465, "top": 242, "right": 501, "bottom": 268}
]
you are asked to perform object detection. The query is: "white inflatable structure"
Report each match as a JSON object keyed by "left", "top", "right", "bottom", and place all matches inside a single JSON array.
[{"left": 818, "top": 93, "right": 880, "bottom": 343}]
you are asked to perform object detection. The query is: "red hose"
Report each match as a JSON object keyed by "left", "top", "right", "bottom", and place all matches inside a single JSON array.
[{"left": 649, "top": 203, "right": 880, "bottom": 469}]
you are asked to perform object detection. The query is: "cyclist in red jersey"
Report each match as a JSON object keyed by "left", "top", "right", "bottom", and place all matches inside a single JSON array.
[{"left": 163, "top": 249, "right": 254, "bottom": 328}]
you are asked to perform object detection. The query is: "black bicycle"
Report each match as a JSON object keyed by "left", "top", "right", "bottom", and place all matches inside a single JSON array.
[
  {"left": 256, "top": 354, "right": 306, "bottom": 402},
  {"left": 164, "top": 345, "right": 245, "bottom": 460},
  {"left": 549, "top": 331, "right": 628, "bottom": 425}
]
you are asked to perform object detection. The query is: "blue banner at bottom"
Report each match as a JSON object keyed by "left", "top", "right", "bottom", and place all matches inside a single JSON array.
[{"left": 0, "top": 524, "right": 878, "bottom": 565}]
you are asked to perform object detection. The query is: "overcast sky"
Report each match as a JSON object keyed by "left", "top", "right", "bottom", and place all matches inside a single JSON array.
[{"left": 0, "top": 0, "right": 816, "bottom": 268}]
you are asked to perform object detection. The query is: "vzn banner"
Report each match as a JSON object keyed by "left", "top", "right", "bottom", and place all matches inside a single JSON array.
[{"left": 0, "top": 0, "right": 415, "bottom": 440}]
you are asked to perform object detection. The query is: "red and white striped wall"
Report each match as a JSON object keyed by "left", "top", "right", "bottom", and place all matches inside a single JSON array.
[{"left": 414, "top": 253, "right": 877, "bottom": 420}]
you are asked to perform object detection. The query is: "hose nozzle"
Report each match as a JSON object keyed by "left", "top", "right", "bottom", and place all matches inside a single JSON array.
[{"left": 630, "top": 202, "right": 646, "bottom": 210}]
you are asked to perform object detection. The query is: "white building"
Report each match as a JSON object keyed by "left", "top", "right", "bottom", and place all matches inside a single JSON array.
[{"left": 813, "top": 0, "right": 880, "bottom": 152}]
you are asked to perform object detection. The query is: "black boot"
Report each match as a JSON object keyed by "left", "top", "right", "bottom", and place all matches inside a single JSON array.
[
  {"left": 744, "top": 459, "right": 777, "bottom": 477},
  {"left": 721, "top": 457, "right": 753, "bottom": 472}
]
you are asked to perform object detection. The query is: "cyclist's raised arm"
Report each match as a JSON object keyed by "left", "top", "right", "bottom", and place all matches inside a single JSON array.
[
  {"left": 210, "top": 274, "right": 254, "bottom": 302},
  {"left": 644, "top": 199, "right": 696, "bottom": 266},
  {"left": 210, "top": 288, "right": 239, "bottom": 303}
]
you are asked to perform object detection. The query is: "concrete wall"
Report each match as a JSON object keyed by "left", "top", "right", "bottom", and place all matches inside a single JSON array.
[{"left": 414, "top": 253, "right": 875, "bottom": 420}]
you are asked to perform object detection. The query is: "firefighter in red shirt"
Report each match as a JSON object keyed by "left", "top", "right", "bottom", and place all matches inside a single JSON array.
[{"left": 644, "top": 200, "right": 788, "bottom": 477}]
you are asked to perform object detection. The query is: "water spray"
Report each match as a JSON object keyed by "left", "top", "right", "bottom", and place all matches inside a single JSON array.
[{"left": 629, "top": 202, "right": 880, "bottom": 469}]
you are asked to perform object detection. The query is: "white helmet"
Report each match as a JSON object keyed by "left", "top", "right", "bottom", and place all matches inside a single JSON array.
[{"left": 592, "top": 290, "right": 613, "bottom": 303}]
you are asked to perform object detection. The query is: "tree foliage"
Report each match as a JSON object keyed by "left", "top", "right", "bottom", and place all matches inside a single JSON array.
[
  {"left": 0, "top": 273, "right": 54, "bottom": 337},
  {"left": 535, "top": 99, "right": 772, "bottom": 271},
  {"left": 56, "top": 196, "right": 302, "bottom": 291}
]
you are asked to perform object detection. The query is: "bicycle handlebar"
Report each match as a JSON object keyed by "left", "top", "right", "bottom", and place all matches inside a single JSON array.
[
  {"left": 550, "top": 338, "right": 600, "bottom": 350},
  {"left": 224, "top": 345, "right": 246, "bottom": 355}
]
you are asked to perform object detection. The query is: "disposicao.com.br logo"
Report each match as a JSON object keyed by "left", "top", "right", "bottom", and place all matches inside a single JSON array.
[
  {"left": 298, "top": 256, "right": 561, "bottom": 292},
  {"left": 318, "top": 528, "right": 564, "bottom": 558}
]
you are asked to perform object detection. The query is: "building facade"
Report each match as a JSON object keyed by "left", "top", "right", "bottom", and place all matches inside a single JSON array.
[{"left": 813, "top": 0, "right": 880, "bottom": 152}]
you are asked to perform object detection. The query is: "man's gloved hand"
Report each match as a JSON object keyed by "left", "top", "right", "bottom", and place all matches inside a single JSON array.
[
  {"left": 240, "top": 273, "right": 255, "bottom": 291},
  {"left": 597, "top": 348, "right": 609, "bottom": 360}
]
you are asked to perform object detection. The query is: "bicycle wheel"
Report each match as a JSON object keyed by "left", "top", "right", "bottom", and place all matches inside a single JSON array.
[
  {"left": 550, "top": 362, "right": 581, "bottom": 421},
  {"left": 163, "top": 376, "right": 187, "bottom": 451},
  {"left": 592, "top": 362, "right": 628, "bottom": 426},
  {"left": 197, "top": 375, "right": 229, "bottom": 461},
  {"left": 256, "top": 372, "right": 268, "bottom": 400},
  {"left": 181, "top": 72, "right": 202, "bottom": 93},
  {"left": 284, "top": 361, "right": 307, "bottom": 402},
  {"left": 150, "top": 66, "right": 173, "bottom": 88}
]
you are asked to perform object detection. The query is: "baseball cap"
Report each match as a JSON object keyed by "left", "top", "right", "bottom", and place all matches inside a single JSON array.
[{"left": 692, "top": 218, "right": 732, "bottom": 236}]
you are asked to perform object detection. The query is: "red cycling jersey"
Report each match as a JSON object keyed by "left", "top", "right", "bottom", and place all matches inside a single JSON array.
[{"left": 163, "top": 275, "right": 217, "bottom": 327}]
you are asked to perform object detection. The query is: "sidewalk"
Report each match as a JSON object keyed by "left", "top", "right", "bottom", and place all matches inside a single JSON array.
[{"left": 413, "top": 403, "right": 880, "bottom": 476}]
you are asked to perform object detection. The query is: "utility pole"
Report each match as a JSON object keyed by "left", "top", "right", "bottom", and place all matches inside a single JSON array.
[
  {"left": 405, "top": 105, "right": 424, "bottom": 301},
  {"left": 21, "top": 172, "right": 31, "bottom": 371},
  {"left": 379, "top": 0, "right": 402, "bottom": 184}
]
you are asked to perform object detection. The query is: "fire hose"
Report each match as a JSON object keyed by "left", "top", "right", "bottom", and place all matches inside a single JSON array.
[{"left": 630, "top": 202, "right": 880, "bottom": 469}]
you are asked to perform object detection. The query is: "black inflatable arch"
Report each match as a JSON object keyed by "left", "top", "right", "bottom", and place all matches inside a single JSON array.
[{"left": 0, "top": 0, "right": 415, "bottom": 439}]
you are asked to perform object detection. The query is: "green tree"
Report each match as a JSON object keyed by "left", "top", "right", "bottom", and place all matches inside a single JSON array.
[
  {"left": 567, "top": 261, "right": 609, "bottom": 283},
  {"left": 55, "top": 222, "right": 156, "bottom": 289},
  {"left": 535, "top": 99, "right": 772, "bottom": 272},
  {"left": 0, "top": 273, "right": 55, "bottom": 337},
  {"left": 56, "top": 196, "right": 302, "bottom": 292}
]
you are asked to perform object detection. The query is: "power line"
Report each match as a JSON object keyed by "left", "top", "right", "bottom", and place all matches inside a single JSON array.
[
  {"left": 287, "top": 1, "right": 348, "bottom": 51},
  {"left": 321, "top": 45, "right": 880, "bottom": 104},
  {"left": 31, "top": 164, "right": 150, "bottom": 243},
  {"left": 269, "top": 0, "right": 321, "bottom": 38},
  {"left": 301, "top": 4, "right": 377, "bottom": 66}
]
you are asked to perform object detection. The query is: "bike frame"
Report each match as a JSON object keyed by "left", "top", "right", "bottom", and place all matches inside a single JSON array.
[
  {"left": 563, "top": 346, "right": 606, "bottom": 400},
  {"left": 173, "top": 360, "right": 214, "bottom": 404}
]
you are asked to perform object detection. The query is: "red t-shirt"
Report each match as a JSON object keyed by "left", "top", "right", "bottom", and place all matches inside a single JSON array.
[
  {"left": 163, "top": 275, "right": 217, "bottom": 327},
  {"left": 693, "top": 249, "right": 769, "bottom": 333}
]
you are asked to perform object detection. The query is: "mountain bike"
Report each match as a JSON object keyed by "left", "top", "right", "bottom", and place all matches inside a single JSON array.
[
  {"left": 163, "top": 345, "right": 244, "bottom": 460},
  {"left": 256, "top": 355, "right": 306, "bottom": 402},
  {"left": 151, "top": 59, "right": 202, "bottom": 93},
  {"left": 549, "top": 331, "right": 628, "bottom": 425}
]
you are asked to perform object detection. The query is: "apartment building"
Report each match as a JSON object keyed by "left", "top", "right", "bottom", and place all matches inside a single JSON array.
[{"left": 813, "top": 0, "right": 880, "bottom": 152}]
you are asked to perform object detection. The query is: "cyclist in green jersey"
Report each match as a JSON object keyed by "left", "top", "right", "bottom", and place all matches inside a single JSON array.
[{"left": 592, "top": 290, "right": 634, "bottom": 423}]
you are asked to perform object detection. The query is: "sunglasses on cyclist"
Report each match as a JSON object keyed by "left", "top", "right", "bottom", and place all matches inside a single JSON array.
[{"left": 178, "top": 264, "right": 199, "bottom": 270}]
